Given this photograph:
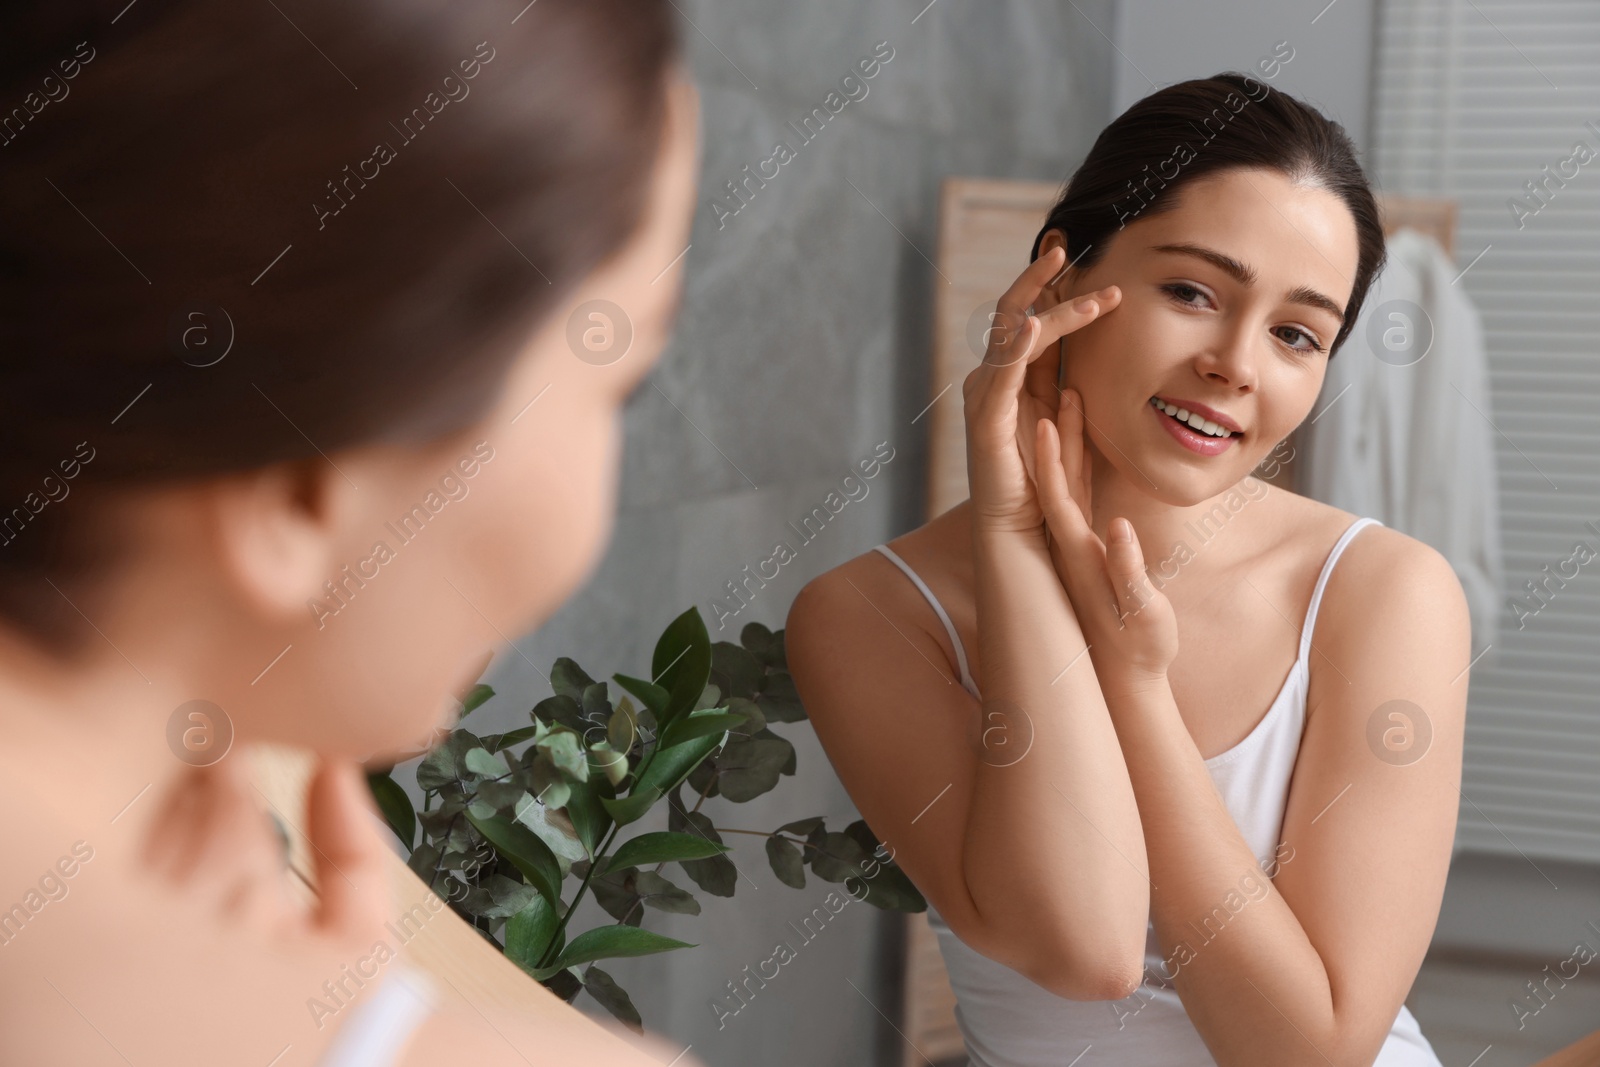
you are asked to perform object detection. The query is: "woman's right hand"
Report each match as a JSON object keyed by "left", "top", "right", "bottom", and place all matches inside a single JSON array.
[{"left": 963, "top": 244, "right": 1121, "bottom": 534}]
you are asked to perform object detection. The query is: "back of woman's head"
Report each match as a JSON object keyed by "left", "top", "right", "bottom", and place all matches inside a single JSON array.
[
  {"left": 0, "top": 0, "right": 679, "bottom": 652},
  {"left": 1032, "top": 70, "right": 1386, "bottom": 358}
]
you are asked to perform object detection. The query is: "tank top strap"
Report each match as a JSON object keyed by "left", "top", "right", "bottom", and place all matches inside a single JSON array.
[
  {"left": 1297, "top": 516, "right": 1384, "bottom": 664},
  {"left": 872, "top": 544, "right": 981, "bottom": 699},
  {"left": 315, "top": 964, "right": 439, "bottom": 1067}
]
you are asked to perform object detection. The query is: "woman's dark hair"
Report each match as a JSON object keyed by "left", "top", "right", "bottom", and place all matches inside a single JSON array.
[
  {"left": 1032, "top": 70, "right": 1386, "bottom": 359},
  {"left": 0, "top": 0, "right": 680, "bottom": 653}
]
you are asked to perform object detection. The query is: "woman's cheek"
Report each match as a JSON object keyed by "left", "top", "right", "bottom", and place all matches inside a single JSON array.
[{"left": 513, "top": 404, "right": 623, "bottom": 628}]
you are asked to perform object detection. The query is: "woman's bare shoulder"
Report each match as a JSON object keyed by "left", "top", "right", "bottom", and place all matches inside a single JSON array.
[
  {"left": 1274, "top": 490, "right": 1470, "bottom": 688},
  {"left": 786, "top": 502, "right": 975, "bottom": 701},
  {"left": 789, "top": 503, "right": 972, "bottom": 644},
  {"left": 805, "top": 501, "right": 972, "bottom": 596}
]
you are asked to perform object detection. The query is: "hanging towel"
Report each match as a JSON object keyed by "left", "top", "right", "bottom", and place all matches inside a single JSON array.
[{"left": 1298, "top": 226, "right": 1502, "bottom": 652}]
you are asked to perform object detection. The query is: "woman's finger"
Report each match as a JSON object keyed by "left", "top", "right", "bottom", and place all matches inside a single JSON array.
[
  {"left": 304, "top": 758, "right": 394, "bottom": 944},
  {"left": 1057, "top": 387, "right": 1089, "bottom": 522},
  {"left": 1036, "top": 416, "right": 1114, "bottom": 605},
  {"left": 1027, "top": 284, "right": 1121, "bottom": 359},
  {"left": 1105, "top": 517, "right": 1157, "bottom": 622},
  {"left": 979, "top": 246, "right": 1068, "bottom": 372}
]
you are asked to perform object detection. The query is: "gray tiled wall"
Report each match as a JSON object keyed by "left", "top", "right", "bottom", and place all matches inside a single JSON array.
[{"left": 465, "top": 4, "right": 1116, "bottom": 1064}]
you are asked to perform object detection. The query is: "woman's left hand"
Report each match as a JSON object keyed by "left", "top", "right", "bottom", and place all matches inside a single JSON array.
[{"left": 1034, "top": 387, "right": 1179, "bottom": 684}]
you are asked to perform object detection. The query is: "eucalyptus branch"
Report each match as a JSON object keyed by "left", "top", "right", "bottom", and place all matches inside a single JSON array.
[
  {"left": 690, "top": 769, "right": 718, "bottom": 815},
  {"left": 536, "top": 820, "right": 622, "bottom": 970}
]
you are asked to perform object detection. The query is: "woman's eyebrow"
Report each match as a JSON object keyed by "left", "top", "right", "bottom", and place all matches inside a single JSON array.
[{"left": 1149, "top": 242, "right": 1346, "bottom": 323}]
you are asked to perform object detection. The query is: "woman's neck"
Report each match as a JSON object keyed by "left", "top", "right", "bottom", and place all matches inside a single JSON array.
[
  {"left": 0, "top": 634, "right": 281, "bottom": 894},
  {"left": 1085, "top": 442, "right": 1274, "bottom": 579}
]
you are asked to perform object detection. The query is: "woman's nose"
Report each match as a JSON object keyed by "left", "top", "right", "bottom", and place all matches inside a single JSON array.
[{"left": 1194, "top": 322, "right": 1260, "bottom": 392}]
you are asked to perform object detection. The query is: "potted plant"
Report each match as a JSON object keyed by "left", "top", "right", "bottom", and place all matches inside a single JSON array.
[{"left": 366, "top": 607, "right": 925, "bottom": 1031}]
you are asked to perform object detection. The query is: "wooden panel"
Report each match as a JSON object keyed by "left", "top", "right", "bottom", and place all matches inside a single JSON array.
[{"left": 928, "top": 178, "right": 1062, "bottom": 519}]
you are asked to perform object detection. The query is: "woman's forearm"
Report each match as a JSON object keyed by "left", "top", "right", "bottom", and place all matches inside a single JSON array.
[
  {"left": 1100, "top": 670, "right": 1348, "bottom": 1063},
  {"left": 960, "top": 524, "right": 1150, "bottom": 998}
]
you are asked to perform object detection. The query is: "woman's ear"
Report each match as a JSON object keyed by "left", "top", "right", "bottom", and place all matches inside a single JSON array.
[
  {"left": 206, "top": 457, "right": 352, "bottom": 622},
  {"left": 1034, "top": 228, "right": 1076, "bottom": 310}
]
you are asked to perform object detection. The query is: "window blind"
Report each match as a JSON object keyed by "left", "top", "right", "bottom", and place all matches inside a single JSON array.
[{"left": 1371, "top": 0, "right": 1600, "bottom": 861}]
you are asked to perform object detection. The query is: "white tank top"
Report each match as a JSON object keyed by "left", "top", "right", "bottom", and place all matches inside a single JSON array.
[
  {"left": 872, "top": 515, "right": 1444, "bottom": 1066},
  {"left": 314, "top": 964, "right": 438, "bottom": 1067}
]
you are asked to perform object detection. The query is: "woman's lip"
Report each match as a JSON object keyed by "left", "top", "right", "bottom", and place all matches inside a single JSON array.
[{"left": 1150, "top": 400, "right": 1238, "bottom": 456}]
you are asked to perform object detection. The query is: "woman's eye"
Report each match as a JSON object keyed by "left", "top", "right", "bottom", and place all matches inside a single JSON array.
[
  {"left": 1161, "top": 282, "right": 1207, "bottom": 307},
  {"left": 1276, "top": 325, "right": 1325, "bottom": 354}
]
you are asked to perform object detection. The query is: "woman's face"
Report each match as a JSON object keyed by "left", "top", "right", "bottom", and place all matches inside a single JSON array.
[
  {"left": 1037, "top": 166, "right": 1361, "bottom": 506},
  {"left": 190, "top": 71, "right": 703, "bottom": 760}
]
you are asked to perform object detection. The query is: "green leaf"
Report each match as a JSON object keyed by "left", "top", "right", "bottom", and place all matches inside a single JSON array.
[
  {"left": 544, "top": 967, "right": 583, "bottom": 1002},
  {"left": 459, "top": 683, "right": 495, "bottom": 718},
  {"left": 481, "top": 874, "right": 540, "bottom": 918},
  {"left": 686, "top": 758, "right": 719, "bottom": 799},
  {"left": 537, "top": 729, "right": 589, "bottom": 782},
  {"left": 740, "top": 621, "right": 784, "bottom": 667},
  {"left": 692, "top": 681, "right": 722, "bottom": 712},
  {"left": 474, "top": 779, "right": 526, "bottom": 813},
  {"left": 547, "top": 924, "right": 695, "bottom": 972},
  {"left": 583, "top": 967, "right": 643, "bottom": 1035},
  {"left": 415, "top": 731, "right": 485, "bottom": 791},
  {"left": 560, "top": 775, "right": 614, "bottom": 856},
  {"left": 714, "top": 736, "right": 793, "bottom": 802},
  {"left": 366, "top": 771, "right": 416, "bottom": 851},
  {"left": 766, "top": 834, "right": 806, "bottom": 889},
  {"left": 463, "top": 810, "right": 564, "bottom": 907},
  {"left": 587, "top": 742, "right": 629, "bottom": 787},
  {"left": 679, "top": 850, "right": 736, "bottom": 897},
  {"left": 532, "top": 693, "right": 587, "bottom": 734},
  {"left": 511, "top": 796, "right": 588, "bottom": 875},
  {"left": 658, "top": 711, "right": 748, "bottom": 750},
  {"left": 652, "top": 607, "right": 713, "bottom": 731},
  {"left": 710, "top": 640, "right": 764, "bottom": 700},
  {"left": 612, "top": 673, "right": 671, "bottom": 721},
  {"left": 808, "top": 831, "right": 870, "bottom": 883},
  {"left": 464, "top": 747, "right": 510, "bottom": 778},
  {"left": 724, "top": 697, "right": 766, "bottom": 737},
  {"left": 405, "top": 840, "right": 443, "bottom": 886},
  {"left": 580, "top": 682, "right": 613, "bottom": 737},
  {"left": 599, "top": 785, "right": 661, "bottom": 827},
  {"left": 607, "top": 700, "right": 640, "bottom": 753},
  {"left": 667, "top": 802, "right": 735, "bottom": 897},
  {"left": 523, "top": 752, "right": 572, "bottom": 810},
  {"left": 416, "top": 747, "right": 459, "bottom": 792},
  {"left": 634, "top": 870, "right": 701, "bottom": 915},
  {"left": 604, "top": 831, "right": 730, "bottom": 873},
  {"left": 843, "top": 818, "right": 883, "bottom": 859},
  {"left": 417, "top": 796, "right": 466, "bottom": 840},
  {"left": 777, "top": 816, "right": 825, "bottom": 836},
  {"left": 486, "top": 724, "right": 539, "bottom": 752},
  {"left": 635, "top": 721, "right": 728, "bottom": 799},
  {"left": 505, "top": 894, "right": 561, "bottom": 976},
  {"left": 755, "top": 670, "right": 806, "bottom": 723},
  {"left": 851, "top": 862, "right": 928, "bottom": 913},
  {"left": 551, "top": 657, "right": 598, "bottom": 703},
  {"left": 588, "top": 867, "right": 645, "bottom": 926}
]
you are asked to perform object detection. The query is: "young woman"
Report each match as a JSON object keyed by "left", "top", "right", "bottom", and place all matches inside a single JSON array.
[
  {"left": 0, "top": 3, "right": 704, "bottom": 1064},
  {"left": 788, "top": 73, "right": 1470, "bottom": 1066}
]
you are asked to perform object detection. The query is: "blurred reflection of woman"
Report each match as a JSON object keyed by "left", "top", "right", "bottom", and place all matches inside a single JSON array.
[
  {"left": 789, "top": 73, "right": 1468, "bottom": 1066},
  {"left": 0, "top": 3, "right": 704, "bottom": 1064}
]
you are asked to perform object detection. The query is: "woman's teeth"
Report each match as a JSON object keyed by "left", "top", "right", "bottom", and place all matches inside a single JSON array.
[{"left": 1149, "top": 396, "right": 1237, "bottom": 438}]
